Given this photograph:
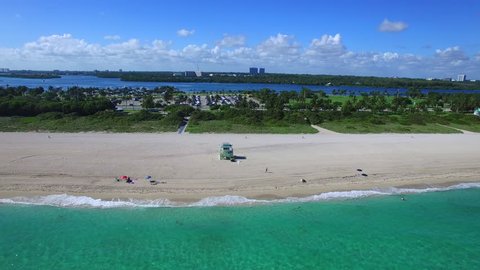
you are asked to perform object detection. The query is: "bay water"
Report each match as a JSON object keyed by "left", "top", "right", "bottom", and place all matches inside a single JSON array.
[
  {"left": 1, "top": 75, "right": 479, "bottom": 94},
  {"left": 1, "top": 186, "right": 479, "bottom": 269}
]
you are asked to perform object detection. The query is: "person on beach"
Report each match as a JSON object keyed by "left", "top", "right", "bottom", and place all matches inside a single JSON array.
[{"left": 265, "top": 167, "right": 268, "bottom": 173}]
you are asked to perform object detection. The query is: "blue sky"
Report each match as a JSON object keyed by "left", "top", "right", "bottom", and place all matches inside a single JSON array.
[{"left": 1, "top": 0, "right": 479, "bottom": 79}]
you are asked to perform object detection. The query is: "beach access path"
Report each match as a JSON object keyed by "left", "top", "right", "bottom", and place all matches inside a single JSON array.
[{"left": 0, "top": 132, "right": 479, "bottom": 202}]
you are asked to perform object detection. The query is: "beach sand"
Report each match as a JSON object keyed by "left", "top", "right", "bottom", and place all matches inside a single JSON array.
[{"left": 0, "top": 132, "right": 479, "bottom": 202}]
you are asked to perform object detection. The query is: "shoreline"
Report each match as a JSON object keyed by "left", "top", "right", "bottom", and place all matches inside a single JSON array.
[
  {"left": 1, "top": 175, "right": 478, "bottom": 203},
  {"left": 1, "top": 132, "right": 479, "bottom": 204},
  {"left": 1, "top": 181, "right": 479, "bottom": 208}
]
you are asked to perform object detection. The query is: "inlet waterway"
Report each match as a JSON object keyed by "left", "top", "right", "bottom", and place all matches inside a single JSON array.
[{"left": 1, "top": 75, "right": 479, "bottom": 94}]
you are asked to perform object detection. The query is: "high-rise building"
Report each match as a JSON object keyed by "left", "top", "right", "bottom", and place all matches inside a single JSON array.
[
  {"left": 457, "top": 74, "right": 466, "bottom": 82},
  {"left": 249, "top": 67, "right": 258, "bottom": 75},
  {"left": 259, "top": 68, "right": 265, "bottom": 74},
  {"left": 185, "top": 71, "right": 197, "bottom": 77}
]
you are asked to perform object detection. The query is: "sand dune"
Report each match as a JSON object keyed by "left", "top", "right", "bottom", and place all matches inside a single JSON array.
[{"left": 0, "top": 132, "right": 479, "bottom": 202}]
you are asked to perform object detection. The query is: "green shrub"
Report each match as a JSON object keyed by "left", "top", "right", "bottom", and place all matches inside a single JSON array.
[
  {"left": 306, "top": 112, "right": 323, "bottom": 124},
  {"left": 93, "top": 110, "right": 120, "bottom": 119},
  {"left": 129, "top": 110, "right": 163, "bottom": 121},
  {"left": 190, "top": 110, "right": 216, "bottom": 123},
  {"left": 37, "top": 112, "right": 64, "bottom": 120},
  {"left": 161, "top": 112, "right": 184, "bottom": 125},
  {"left": 369, "top": 116, "right": 386, "bottom": 125},
  {"left": 407, "top": 114, "right": 426, "bottom": 125},
  {"left": 164, "top": 105, "right": 194, "bottom": 117}
]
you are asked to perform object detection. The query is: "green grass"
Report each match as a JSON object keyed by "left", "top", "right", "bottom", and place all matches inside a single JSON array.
[
  {"left": 327, "top": 95, "right": 350, "bottom": 105},
  {"left": 320, "top": 120, "right": 461, "bottom": 134},
  {"left": 318, "top": 113, "right": 470, "bottom": 134},
  {"left": 448, "top": 123, "right": 480, "bottom": 132},
  {"left": 0, "top": 115, "right": 178, "bottom": 133},
  {"left": 439, "top": 114, "right": 480, "bottom": 132},
  {"left": 288, "top": 95, "right": 398, "bottom": 107},
  {"left": 1, "top": 111, "right": 478, "bottom": 134},
  {"left": 187, "top": 120, "right": 317, "bottom": 134}
]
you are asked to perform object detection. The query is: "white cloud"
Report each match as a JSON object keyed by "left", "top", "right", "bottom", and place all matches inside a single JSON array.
[
  {"left": 256, "top": 34, "right": 300, "bottom": 63},
  {"left": 306, "top": 34, "right": 345, "bottom": 56},
  {"left": 104, "top": 35, "right": 121, "bottom": 41},
  {"left": 435, "top": 46, "right": 468, "bottom": 61},
  {"left": 217, "top": 35, "right": 246, "bottom": 47},
  {"left": 23, "top": 34, "right": 101, "bottom": 56},
  {"left": 426, "top": 46, "right": 471, "bottom": 76},
  {"left": 0, "top": 33, "right": 479, "bottom": 78},
  {"left": 182, "top": 44, "right": 208, "bottom": 57},
  {"left": 103, "top": 39, "right": 142, "bottom": 58},
  {"left": 311, "top": 33, "right": 342, "bottom": 47},
  {"left": 373, "top": 52, "right": 399, "bottom": 62},
  {"left": 177, "top": 28, "right": 195, "bottom": 37},
  {"left": 379, "top": 19, "right": 408, "bottom": 32}
]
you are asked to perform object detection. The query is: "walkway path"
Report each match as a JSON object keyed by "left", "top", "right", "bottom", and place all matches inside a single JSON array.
[
  {"left": 310, "top": 125, "right": 339, "bottom": 135},
  {"left": 437, "top": 124, "right": 477, "bottom": 134},
  {"left": 178, "top": 117, "right": 190, "bottom": 134}
]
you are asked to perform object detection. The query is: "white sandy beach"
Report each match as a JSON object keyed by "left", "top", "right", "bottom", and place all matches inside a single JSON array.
[{"left": 0, "top": 131, "right": 479, "bottom": 202}]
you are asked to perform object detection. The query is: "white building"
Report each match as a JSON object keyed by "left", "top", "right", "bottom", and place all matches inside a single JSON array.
[{"left": 457, "top": 74, "right": 466, "bottom": 82}]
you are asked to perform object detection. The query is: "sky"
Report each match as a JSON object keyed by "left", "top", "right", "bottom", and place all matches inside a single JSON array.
[{"left": 1, "top": 0, "right": 480, "bottom": 79}]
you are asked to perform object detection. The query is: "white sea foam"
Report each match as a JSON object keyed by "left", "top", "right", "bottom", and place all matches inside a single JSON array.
[
  {"left": 0, "top": 194, "right": 175, "bottom": 208},
  {"left": 190, "top": 195, "right": 269, "bottom": 207},
  {"left": 1, "top": 182, "right": 479, "bottom": 208}
]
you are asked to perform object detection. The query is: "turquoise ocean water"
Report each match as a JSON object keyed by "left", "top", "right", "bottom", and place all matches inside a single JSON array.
[{"left": 1, "top": 186, "right": 480, "bottom": 269}]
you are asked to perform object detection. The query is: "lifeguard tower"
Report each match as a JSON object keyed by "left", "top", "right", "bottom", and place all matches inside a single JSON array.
[{"left": 219, "top": 143, "right": 234, "bottom": 160}]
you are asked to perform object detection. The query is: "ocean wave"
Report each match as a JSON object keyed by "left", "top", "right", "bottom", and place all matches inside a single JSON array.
[
  {"left": 1, "top": 182, "right": 479, "bottom": 208},
  {"left": 0, "top": 194, "right": 175, "bottom": 208}
]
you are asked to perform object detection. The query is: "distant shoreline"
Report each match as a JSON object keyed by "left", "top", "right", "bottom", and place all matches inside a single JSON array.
[{"left": 0, "top": 74, "right": 60, "bottom": 79}]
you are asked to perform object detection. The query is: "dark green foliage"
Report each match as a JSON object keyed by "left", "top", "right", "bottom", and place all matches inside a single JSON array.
[
  {"left": 449, "top": 93, "right": 480, "bottom": 112},
  {"left": 406, "top": 88, "right": 423, "bottom": 98},
  {"left": 0, "top": 110, "right": 178, "bottom": 133},
  {"left": 161, "top": 112, "right": 184, "bottom": 126},
  {"left": 95, "top": 71, "right": 480, "bottom": 90},
  {"left": 190, "top": 110, "right": 216, "bottom": 123},
  {"left": 0, "top": 73, "right": 60, "bottom": 79},
  {"left": 164, "top": 105, "right": 195, "bottom": 118},
  {"left": 0, "top": 87, "right": 115, "bottom": 116},
  {"left": 163, "top": 88, "right": 174, "bottom": 102},
  {"left": 304, "top": 111, "right": 323, "bottom": 124},
  {"left": 369, "top": 115, "right": 386, "bottom": 125},
  {"left": 341, "top": 100, "right": 356, "bottom": 116},
  {"left": 128, "top": 110, "right": 163, "bottom": 121},
  {"left": 37, "top": 112, "right": 64, "bottom": 120},
  {"left": 142, "top": 95, "right": 155, "bottom": 109},
  {"left": 282, "top": 111, "right": 308, "bottom": 124},
  {"left": 1, "top": 85, "right": 479, "bottom": 134}
]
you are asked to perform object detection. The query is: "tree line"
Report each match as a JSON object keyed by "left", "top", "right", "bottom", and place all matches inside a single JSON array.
[
  {"left": 96, "top": 71, "right": 480, "bottom": 90},
  {"left": 0, "top": 86, "right": 114, "bottom": 116},
  {"left": 2, "top": 85, "right": 479, "bottom": 128}
]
